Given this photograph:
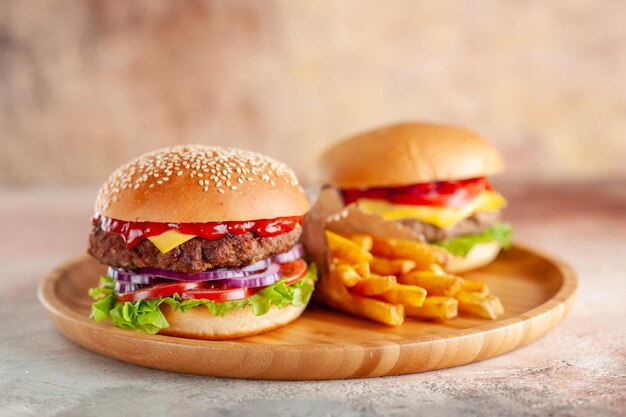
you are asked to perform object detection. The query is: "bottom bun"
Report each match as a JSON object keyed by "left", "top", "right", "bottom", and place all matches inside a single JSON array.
[
  {"left": 159, "top": 304, "right": 307, "bottom": 340},
  {"left": 444, "top": 241, "right": 502, "bottom": 273}
]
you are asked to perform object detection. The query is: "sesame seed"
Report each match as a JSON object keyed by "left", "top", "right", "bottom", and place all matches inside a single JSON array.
[{"left": 218, "top": 188, "right": 225, "bottom": 194}]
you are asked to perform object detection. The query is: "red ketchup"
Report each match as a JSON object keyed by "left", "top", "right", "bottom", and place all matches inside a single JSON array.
[
  {"left": 341, "top": 177, "right": 492, "bottom": 208},
  {"left": 93, "top": 214, "right": 304, "bottom": 248}
]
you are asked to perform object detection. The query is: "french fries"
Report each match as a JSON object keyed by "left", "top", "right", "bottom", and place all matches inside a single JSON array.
[
  {"left": 399, "top": 271, "right": 463, "bottom": 297},
  {"left": 334, "top": 263, "right": 362, "bottom": 287},
  {"left": 325, "top": 231, "right": 373, "bottom": 264},
  {"left": 370, "top": 257, "right": 416, "bottom": 275},
  {"left": 350, "top": 293, "right": 405, "bottom": 326},
  {"left": 353, "top": 261, "right": 371, "bottom": 279},
  {"left": 348, "top": 234, "right": 374, "bottom": 252},
  {"left": 380, "top": 284, "right": 427, "bottom": 307},
  {"left": 428, "top": 264, "right": 447, "bottom": 276},
  {"left": 323, "top": 230, "right": 504, "bottom": 325},
  {"left": 461, "top": 279, "right": 489, "bottom": 294},
  {"left": 456, "top": 291, "right": 504, "bottom": 320},
  {"left": 371, "top": 235, "right": 445, "bottom": 268},
  {"left": 405, "top": 296, "right": 458, "bottom": 320},
  {"left": 351, "top": 274, "right": 396, "bottom": 296}
]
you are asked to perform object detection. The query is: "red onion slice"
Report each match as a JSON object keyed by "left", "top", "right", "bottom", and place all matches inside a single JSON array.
[
  {"left": 114, "top": 281, "right": 148, "bottom": 294},
  {"left": 109, "top": 267, "right": 160, "bottom": 284},
  {"left": 240, "top": 258, "right": 272, "bottom": 272},
  {"left": 221, "top": 263, "right": 282, "bottom": 289},
  {"left": 131, "top": 267, "right": 246, "bottom": 281},
  {"left": 272, "top": 243, "right": 305, "bottom": 264},
  {"left": 133, "top": 257, "right": 274, "bottom": 281}
]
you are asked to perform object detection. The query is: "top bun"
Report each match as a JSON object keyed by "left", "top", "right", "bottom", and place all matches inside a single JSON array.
[
  {"left": 96, "top": 145, "right": 310, "bottom": 223},
  {"left": 320, "top": 122, "right": 504, "bottom": 188}
]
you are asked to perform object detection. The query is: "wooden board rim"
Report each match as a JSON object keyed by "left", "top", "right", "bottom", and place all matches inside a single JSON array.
[{"left": 38, "top": 243, "right": 577, "bottom": 379}]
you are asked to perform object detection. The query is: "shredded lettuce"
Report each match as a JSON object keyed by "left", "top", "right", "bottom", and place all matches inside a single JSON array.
[
  {"left": 431, "top": 223, "right": 512, "bottom": 257},
  {"left": 89, "top": 263, "right": 317, "bottom": 334}
]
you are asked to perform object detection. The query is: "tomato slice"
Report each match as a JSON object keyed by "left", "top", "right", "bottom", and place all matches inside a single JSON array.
[
  {"left": 181, "top": 286, "right": 255, "bottom": 302},
  {"left": 117, "top": 281, "right": 202, "bottom": 303},
  {"left": 280, "top": 258, "right": 309, "bottom": 285},
  {"left": 341, "top": 177, "right": 490, "bottom": 208}
]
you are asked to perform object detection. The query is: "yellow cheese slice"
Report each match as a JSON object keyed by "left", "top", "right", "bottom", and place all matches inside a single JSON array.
[
  {"left": 356, "top": 191, "right": 507, "bottom": 229},
  {"left": 147, "top": 230, "right": 197, "bottom": 253}
]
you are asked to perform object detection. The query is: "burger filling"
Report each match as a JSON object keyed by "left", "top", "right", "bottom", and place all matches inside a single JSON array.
[
  {"left": 88, "top": 224, "right": 303, "bottom": 272},
  {"left": 88, "top": 215, "right": 316, "bottom": 334},
  {"left": 341, "top": 177, "right": 512, "bottom": 257}
]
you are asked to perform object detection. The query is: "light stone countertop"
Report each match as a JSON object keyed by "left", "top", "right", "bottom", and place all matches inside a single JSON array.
[{"left": 1, "top": 184, "right": 624, "bottom": 417}]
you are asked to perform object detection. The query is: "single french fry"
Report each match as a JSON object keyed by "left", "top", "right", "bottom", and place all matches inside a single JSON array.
[
  {"left": 456, "top": 291, "right": 504, "bottom": 320},
  {"left": 399, "top": 271, "right": 463, "bottom": 296},
  {"left": 461, "top": 279, "right": 489, "bottom": 294},
  {"left": 350, "top": 274, "right": 396, "bottom": 296},
  {"left": 353, "top": 261, "right": 371, "bottom": 279},
  {"left": 370, "top": 257, "right": 416, "bottom": 275},
  {"left": 371, "top": 236, "right": 444, "bottom": 268},
  {"left": 405, "top": 296, "right": 458, "bottom": 320},
  {"left": 350, "top": 293, "right": 405, "bottom": 326},
  {"left": 428, "top": 263, "right": 447, "bottom": 276},
  {"left": 325, "top": 231, "right": 373, "bottom": 264},
  {"left": 348, "top": 234, "right": 374, "bottom": 252},
  {"left": 334, "top": 263, "right": 362, "bottom": 287},
  {"left": 380, "top": 284, "right": 427, "bottom": 307}
]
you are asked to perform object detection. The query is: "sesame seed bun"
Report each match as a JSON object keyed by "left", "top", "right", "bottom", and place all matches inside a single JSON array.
[
  {"left": 159, "top": 303, "right": 307, "bottom": 340},
  {"left": 320, "top": 122, "right": 504, "bottom": 188},
  {"left": 96, "top": 145, "right": 310, "bottom": 223}
]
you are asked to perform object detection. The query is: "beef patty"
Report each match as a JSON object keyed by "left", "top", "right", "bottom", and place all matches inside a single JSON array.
[
  {"left": 88, "top": 224, "right": 302, "bottom": 273},
  {"left": 398, "top": 211, "right": 501, "bottom": 242}
]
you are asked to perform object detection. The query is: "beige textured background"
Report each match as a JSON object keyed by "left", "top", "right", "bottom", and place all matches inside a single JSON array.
[{"left": 1, "top": 0, "right": 625, "bottom": 185}]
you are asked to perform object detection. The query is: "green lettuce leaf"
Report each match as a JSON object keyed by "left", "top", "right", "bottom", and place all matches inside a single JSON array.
[
  {"left": 431, "top": 223, "right": 513, "bottom": 257},
  {"left": 89, "top": 263, "right": 317, "bottom": 334},
  {"left": 87, "top": 276, "right": 117, "bottom": 322}
]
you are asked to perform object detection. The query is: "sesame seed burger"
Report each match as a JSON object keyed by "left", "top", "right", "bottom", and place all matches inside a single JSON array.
[
  {"left": 320, "top": 122, "right": 512, "bottom": 273},
  {"left": 88, "top": 145, "right": 315, "bottom": 339}
]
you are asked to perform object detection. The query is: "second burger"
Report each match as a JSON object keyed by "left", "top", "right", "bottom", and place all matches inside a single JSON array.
[{"left": 320, "top": 122, "right": 512, "bottom": 273}]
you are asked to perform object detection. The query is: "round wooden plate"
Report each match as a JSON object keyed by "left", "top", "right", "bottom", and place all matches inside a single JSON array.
[{"left": 38, "top": 244, "right": 576, "bottom": 380}]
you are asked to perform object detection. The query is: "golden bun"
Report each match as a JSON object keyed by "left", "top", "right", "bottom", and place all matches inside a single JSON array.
[
  {"left": 159, "top": 304, "right": 307, "bottom": 340},
  {"left": 320, "top": 122, "right": 504, "bottom": 188},
  {"left": 444, "top": 241, "right": 502, "bottom": 273},
  {"left": 96, "top": 145, "right": 310, "bottom": 222}
]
